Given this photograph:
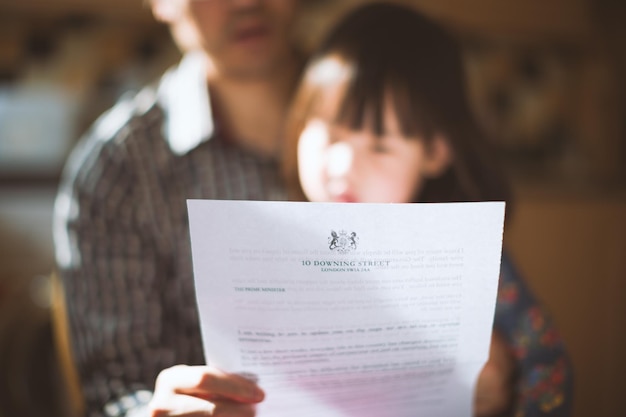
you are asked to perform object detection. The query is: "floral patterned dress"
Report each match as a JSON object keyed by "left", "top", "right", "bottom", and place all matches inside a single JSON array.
[{"left": 495, "top": 252, "right": 573, "bottom": 416}]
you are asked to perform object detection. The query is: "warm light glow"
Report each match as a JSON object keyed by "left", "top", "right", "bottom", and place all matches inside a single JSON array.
[
  {"left": 308, "top": 55, "right": 352, "bottom": 86},
  {"left": 326, "top": 142, "right": 352, "bottom": 177},
  {"left": 297, "top": 119, "right": 330, "bottom": 202}
]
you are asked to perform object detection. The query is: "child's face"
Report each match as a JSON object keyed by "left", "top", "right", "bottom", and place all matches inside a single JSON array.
[{"left": 298, "top": 96, "right": 440, "bottom": 204}]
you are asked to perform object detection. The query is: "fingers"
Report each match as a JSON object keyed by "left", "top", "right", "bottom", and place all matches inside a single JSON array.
[
  {"left": 160, "top": 365, "right": 264, "bottom": 403},
  {"left": 150, "top": 394, "right": 257, "bottom": 417},
  {"left": 474, "top": 361, "right": 511, "bottom": 417},
  {"left": 149, "top": 365, "right": 264, "bottom": 417},
  {"left": 150, "top": 392, "right": 214, "bottom": 417},
  {"left": 488, "top": 331, "right": 515, "bottom": 373},
  {"left": 473, "top": 332, "right": 516, "bottom": 417}
]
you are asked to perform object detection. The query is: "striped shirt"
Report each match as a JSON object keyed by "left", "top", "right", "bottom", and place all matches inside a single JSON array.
[{"left": 53, "top": 53, "right": 285, "bottom": 416}]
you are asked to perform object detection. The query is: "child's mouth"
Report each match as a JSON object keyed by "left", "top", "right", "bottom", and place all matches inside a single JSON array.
[{"left": 332, "top": 193, "right": 357, "bottom": 203}]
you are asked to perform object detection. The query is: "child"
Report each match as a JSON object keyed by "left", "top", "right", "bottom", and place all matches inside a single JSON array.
[{"left": 284, "top": 3, "right": 572, "bottom": 417}]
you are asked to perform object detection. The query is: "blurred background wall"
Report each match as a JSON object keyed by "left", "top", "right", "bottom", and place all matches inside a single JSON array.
[{"left": 0, "top": 1, "right": 624, "bottom": 416}]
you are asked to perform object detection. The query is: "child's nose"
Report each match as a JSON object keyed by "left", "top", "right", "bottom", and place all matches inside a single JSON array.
[{"left": 325, "top": 142, "right": 354, "bottom": 178}]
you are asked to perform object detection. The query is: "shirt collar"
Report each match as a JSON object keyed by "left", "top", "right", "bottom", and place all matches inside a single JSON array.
[{"left": 157, "top": 51, "right": 215, "bottom": 155}]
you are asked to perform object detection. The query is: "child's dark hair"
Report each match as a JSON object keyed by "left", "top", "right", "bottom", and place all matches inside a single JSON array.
[{"left": 284, "top": 2, "right": 511, "bottom": 207}]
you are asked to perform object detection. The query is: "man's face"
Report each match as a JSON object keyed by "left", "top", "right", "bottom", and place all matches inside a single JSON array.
[{"left": 166, "top": 0, "right": 298, "bottom": 78}]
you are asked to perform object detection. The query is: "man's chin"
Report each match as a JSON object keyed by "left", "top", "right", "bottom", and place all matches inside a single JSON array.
[{"left": 222, "top": 57, "right": 282, "bottom": 80}]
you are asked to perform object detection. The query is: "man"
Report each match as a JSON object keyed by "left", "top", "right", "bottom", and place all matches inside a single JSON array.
[{"left": 53, "top": 1, "right": 302, "bottom": 415}]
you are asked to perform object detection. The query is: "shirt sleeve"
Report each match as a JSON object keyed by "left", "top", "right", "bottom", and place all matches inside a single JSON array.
[
  {"left": 53, "top": 121, "right": 174, "bottom": 417},
  {"left": 494, "top": 252, "right": 574, "bottom": 417}
]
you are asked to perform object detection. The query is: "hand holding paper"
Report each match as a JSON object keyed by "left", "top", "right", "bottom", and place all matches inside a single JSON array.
[
  {"left": 149, "top": 365, "right": 265, "bottom": 416},
  {"left": 187, "top": 200, "right": 505, "bottom": 417}
]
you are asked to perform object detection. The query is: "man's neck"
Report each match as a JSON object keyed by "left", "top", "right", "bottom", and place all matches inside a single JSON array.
[{"left": 207, "top": 53, "right": 302, "bottom": 159}]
